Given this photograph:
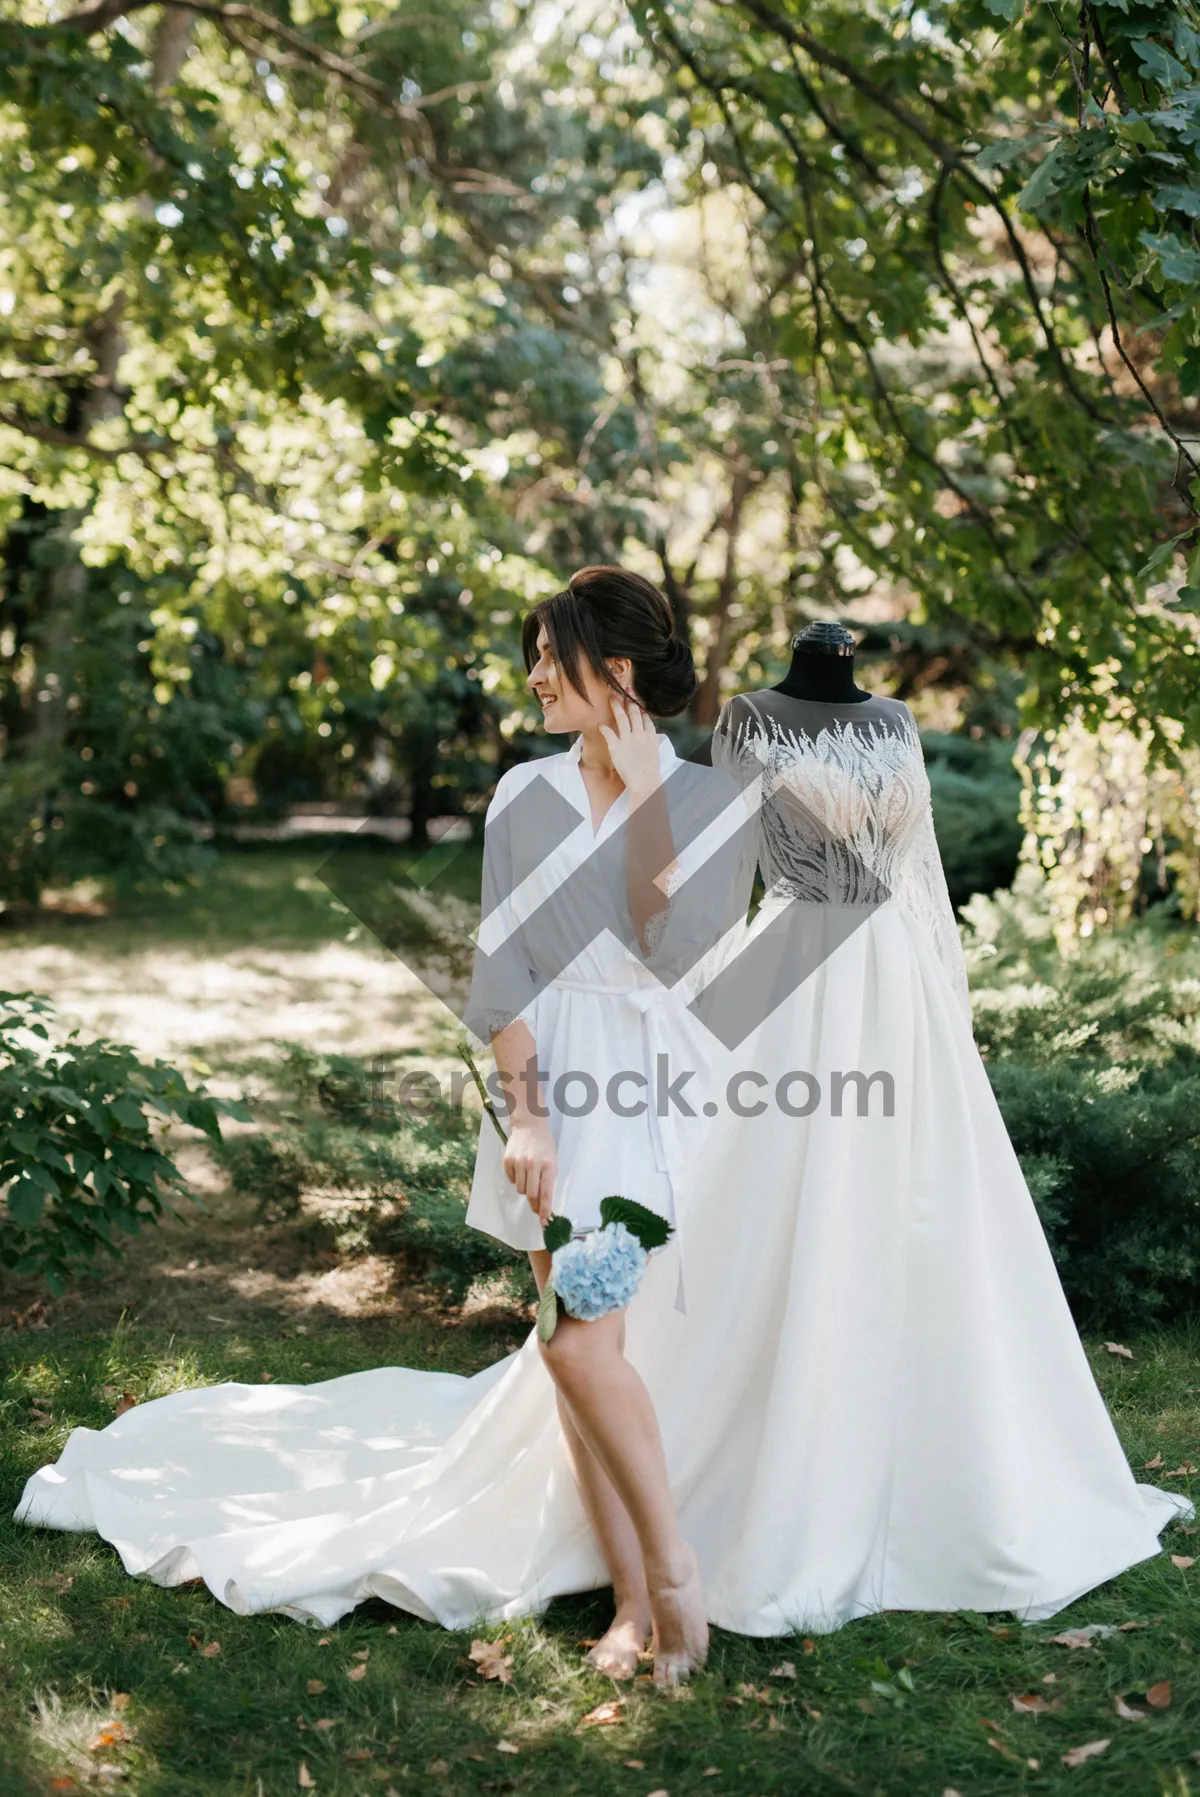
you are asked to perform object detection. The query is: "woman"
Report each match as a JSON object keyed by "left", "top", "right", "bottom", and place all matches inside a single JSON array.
[
  {"left": 15, "top": 566, "right": 730, "bottom": 1685},
  {"left": 462, "top": 565, "right": 723, "bottom": 1681}
]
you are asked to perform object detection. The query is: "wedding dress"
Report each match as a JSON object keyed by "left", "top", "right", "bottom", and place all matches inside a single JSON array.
[{"left": 15, "top": 693, "right": 1191, "bottom": 1633}]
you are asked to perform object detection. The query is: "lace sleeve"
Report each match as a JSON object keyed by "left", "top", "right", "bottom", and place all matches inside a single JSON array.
[
  {"left": 893, "top": 724, "right": 972, "bottom": 1027},
  {"left": 463, "top": 771, "right": 540, "bottom": 1043}
]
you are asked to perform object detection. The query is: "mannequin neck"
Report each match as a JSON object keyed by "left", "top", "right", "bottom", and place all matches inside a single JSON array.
[{"left": 773, "top": 646, "right": 872, "bottom": 703}]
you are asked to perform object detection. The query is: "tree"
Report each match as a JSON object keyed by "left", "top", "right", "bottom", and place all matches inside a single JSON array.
[{"left": 631, "top": 0, "right": 1200, "bottom": 747}]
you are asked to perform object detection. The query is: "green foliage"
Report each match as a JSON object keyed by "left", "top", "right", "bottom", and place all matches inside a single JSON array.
[
  {"left": 924, "top": 730, "right": 1024, "bottom": 908},
  {"left": 542, "top": 1214, "right": 572, "bottom": 1253},
  {"left": 0, "top": 990, "right": 247, "bottom": 1291},
  {"left": 220, "top": 1045, "right": 530, "bottom": 1306},
  {"left": 966, "top": 879, "right": 1200, "bottom": 1325},
  {"left": 632, "top": 0, "right": 1200, "bottom": 747},
  {"left": 598, "top": 1193, "right": 674, "bottom": 1251}
]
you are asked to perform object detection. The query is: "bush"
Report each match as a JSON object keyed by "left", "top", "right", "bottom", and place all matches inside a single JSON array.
[
  {"left": 964, "top": 874, "right": 1200, "bottom": 1327},
  {"left": 924, "top": 730, "right": 1024, "bottom": 909},
  {"left": 220, "top": 1046, "right": 531, "bottom": 1307},
  {"left": 0, "top": 992, "right": 249, "bottom": 1291}
]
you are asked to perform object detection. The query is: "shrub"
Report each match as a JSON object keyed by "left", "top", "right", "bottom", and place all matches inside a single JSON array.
[
  {"left": 219, "top": 1047, "right": 531, "bottom": 1307},
  {"left": 964, "top": 875, "right": 1200, "bottom": 1327},
  {"left": 923, "top": 730, "right": 1024, "bottom": 909},
  {"left": 0, "top": 992, "right": 249, "bottom": 1291}
]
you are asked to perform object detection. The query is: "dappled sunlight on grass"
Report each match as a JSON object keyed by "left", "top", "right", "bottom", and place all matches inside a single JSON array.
[{"left": 4, "top": 1318, "right": 1200, "bottom": 1795}]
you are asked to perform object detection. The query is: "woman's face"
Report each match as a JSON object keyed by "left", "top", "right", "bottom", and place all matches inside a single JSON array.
[{"left": 526, "top": 626, "right": 636, "bottom": 734}]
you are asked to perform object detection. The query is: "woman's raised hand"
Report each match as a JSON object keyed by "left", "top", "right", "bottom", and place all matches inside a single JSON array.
[
  {"left": 503, "top": 1118, "right": 558, "bottom": 1226},
  {"left": 599, "top": 693, "right": 661, "bottom": 801}
]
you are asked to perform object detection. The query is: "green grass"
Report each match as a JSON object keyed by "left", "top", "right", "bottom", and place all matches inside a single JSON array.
[
  {"left": 4, "top": 855, "right": 1200, "bottom": 1795},
  {"left": 6, "top": 840, "right": 484, "bottom": 955},
  {"left": 3, "top": 1313, "right": 1199, "bottom": 1797}
]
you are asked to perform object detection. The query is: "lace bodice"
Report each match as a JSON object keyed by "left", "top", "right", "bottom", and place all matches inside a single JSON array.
[{"left": 713, "top": 691, "right": 970, "bottom": 1019}]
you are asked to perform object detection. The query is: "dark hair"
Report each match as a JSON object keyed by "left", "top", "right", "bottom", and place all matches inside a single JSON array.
[{"left": 521, "top": 566, "right": 696, "bottom": 718}]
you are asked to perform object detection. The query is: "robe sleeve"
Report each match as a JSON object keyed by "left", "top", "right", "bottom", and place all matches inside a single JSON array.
[
  {"left": 636, "top": 711, "right": 763, "bottom": 991},
  {"left": 463, "top": 769, "right": 541, "bottom": 1044}
]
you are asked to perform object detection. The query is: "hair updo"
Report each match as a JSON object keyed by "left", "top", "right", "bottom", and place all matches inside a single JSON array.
[{"left": 521, "top": 565, "right": 696, "bottom": 718}]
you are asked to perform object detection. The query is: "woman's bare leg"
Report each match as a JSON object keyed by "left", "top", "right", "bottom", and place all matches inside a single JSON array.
[
  {"left": 529, "top": 1252, "right": 650, "bottom": 1675},
  {"left": 530, "top": 1250, "right": 707, "bottom": 1685}
]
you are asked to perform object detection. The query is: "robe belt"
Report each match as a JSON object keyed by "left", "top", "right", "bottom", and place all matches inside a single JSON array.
[{"left": 548, "top": 977, "right": 689, "bottom": 1314}]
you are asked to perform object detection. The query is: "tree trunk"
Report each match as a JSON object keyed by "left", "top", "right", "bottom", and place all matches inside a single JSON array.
[{"left": 692, "top": 469, "right": 752, "bottom": 727}]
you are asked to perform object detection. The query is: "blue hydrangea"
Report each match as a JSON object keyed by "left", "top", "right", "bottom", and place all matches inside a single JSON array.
[{"left": 550, "top": 1221, "right": 648, "bottom": 1322}]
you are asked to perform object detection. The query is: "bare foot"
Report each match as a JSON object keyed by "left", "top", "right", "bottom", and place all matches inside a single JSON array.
[
  {"left": 586, "top": 1601, "right": 652, "bottom": 1680},
  {"left": 649, "top": 1544, "right": 708, "bottom": 1687}
]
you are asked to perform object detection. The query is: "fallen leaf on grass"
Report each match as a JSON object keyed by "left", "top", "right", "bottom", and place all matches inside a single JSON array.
[
  {"left": 313, "top": 1720, "right": 337, "bottom": 1732},
  {"left": 113, "top": 1394, "right": 138, "bottom": 1417},
  {"left": 33, "top": 1573, "right": 74, "bottom": 1593},
  {"left": 201, "top": 1642, "right": 220, "bottom": 1658},
  {"left": 1143, "top": 1453, "right": 1164, "bottom": 1470},
  {"left": 802, "top": 1637, "right": 816, "bottom": 1654},
  {"left": 577, "top": 1699, "right": 625, "bottom": 1728},
  {"left": 1103, "top": 1342, "right": 1133, "bottom": 1359},
  {"left": 1146, "top": 1679, "right": 1172, "bottom": 1708},
  {"left": 1063, "top": 1738, "right": 1110, "bottom": 1769},
  {"left": 345, "top": 1662, "right": 367, "bottom": 1681},
  {"left": 1011, "top": 1692, "right": 1061, "bottom": 1713},
  {"left": 769, "top": 1660, "right": 796, "bottom": 1679},
  {"left": 344, "top": 1748, "right": 372, "bottom": 1761},
  {"left": 112, "top": 1695, "right": 130, "bottom": 1712},
  {"left": 426, "top": 1762, "right": 449, "bottom": 1776},
  {"left": 1049, "top": 1625, "right": 1116, "bottom": 1649},
  {"left": 88, "top": 1724, "right": 134, "bottom": 1751},
  {"left": 306, "top": 1680, "right": 325, "bottom": 1695},
  {"left": 468, "top": 1639, "right": 513, "bottom": 1684},
  {"left": 986, "top": 1736, "right": 1022, "bottom": 1762},
  {"left": 801, "top": 1701, "right": 822, "bottom": 1721},
  {"left": 1171, "top": 1555, "right": 1196, "bottom": 1569},
  {"left": 50, "top": 1779, "right": 78, "bottom": 1792},
  {"left": 1166, "top": 1464, "right": 1199, "bottom": 1476},
  {"left": 1114, "top": 1695, "right": 1147, "bottom": 1721},
  {"left": 316, "top": 1635, "right": 332, "bottom": 1646},
  {"left": 1118, "top": 1620, "right": 1150, "bottom": 1631},
  {"left": 351, "top": 1648, "right": 369, "bottom": 1661},
  {"left": 495, "top": 1740, "right": 519, "bottom": 1755},
  {"left": 298, "top": 1765, "right": 316, "bottom": 1789},
  {"left": 623, "top": 1760, "right": 645, "bottom": 1771}
]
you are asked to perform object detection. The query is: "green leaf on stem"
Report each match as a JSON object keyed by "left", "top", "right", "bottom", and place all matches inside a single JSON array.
[
  {"left": 598, "top": 1195, "right": 673, "bottom": 1251},
  {"left": 536, "top": 1276, "right": 559, "bottom": 1344},
  {"left": 542, "top": 1214, "right": 571, "bottom": 1253}
]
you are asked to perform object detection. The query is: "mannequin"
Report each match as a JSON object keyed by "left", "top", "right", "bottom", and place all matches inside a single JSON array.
[
  {"left": 689, "top": 620, "right": 872, "bottom": 766},
  {"left": 772, "top": 619, "right": 872, "bottom": 703}
]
